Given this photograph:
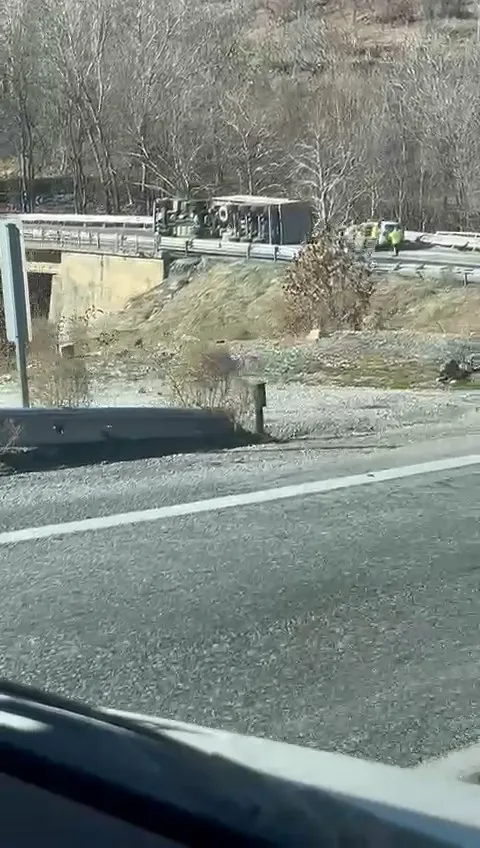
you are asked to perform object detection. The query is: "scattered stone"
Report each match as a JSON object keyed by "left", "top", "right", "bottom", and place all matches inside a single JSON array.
[
  {"left": 467, "top": 353, "right": 480, "bottom": 372},
  {"left": 438, "top": 359, "right": 470, "bottom": 383},
  {"left": 58, "top": 343, "right": 74, "bottom": 358}
]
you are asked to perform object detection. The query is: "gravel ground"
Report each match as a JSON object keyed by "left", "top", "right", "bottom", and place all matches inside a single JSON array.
[
  {"left": 256, "top": 384, "right": 480, "bottom": 441},
  {"left": 2, "top": 330, "right": 480, "bottom": 447},
  {"left": 229, "top": 331, "right": 480, "bottom": 378},
  {"left": 2, "top": 373, "right": 480, "bottom": 446}
]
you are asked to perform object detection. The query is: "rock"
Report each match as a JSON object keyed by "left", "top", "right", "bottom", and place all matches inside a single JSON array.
[
  {"left": 307, "top": 328, "right": 321, "bottom": 341},
  {"left": 438, "top": 359, "right": 469, "bottom": 383},
  {"left": 467, "top": 353, "right": 480, "bottom": 372},
  {"left": 58, "top": 343, "right": 74, "bottom": 358}
]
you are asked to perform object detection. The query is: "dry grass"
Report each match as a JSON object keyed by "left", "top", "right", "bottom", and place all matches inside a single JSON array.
[
  {"left": 0, "top": 418, "right": 21, "bottom": 451},
  {"left": 27, "top": 316, "right": 92, "bottom": 407},
  {"left": 369, "top": 279, "right": 480, "bottom": 335},
  {"left": 118, "top": 262, "right": 286, "bottom": 346},
  {"left": 164, "top": 340, "right": 252, "bottom": 424},
  {"left": 113, "top": 263, "right": 480, "bottom": 347},
  {"left": 250, "top": 0, "right": 478, "bottom": 70},
  {"left": 4, "top": 264, "right": 480, "bottom": 412},
  {"left": 308, "top": 355, "right": 439, "bottom": 389},
  {"left": 109, "top": 266, "right": 480, "bottom": 395}
]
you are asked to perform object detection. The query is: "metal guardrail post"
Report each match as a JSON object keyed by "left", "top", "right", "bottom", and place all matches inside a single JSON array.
[{"left": 253, "top": 382, "right": 266, "bottom": 434}]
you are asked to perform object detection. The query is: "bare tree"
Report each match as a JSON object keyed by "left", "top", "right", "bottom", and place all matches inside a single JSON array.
[
  {"left": 1, "top": 0, "right": 45, "bottom": 210},
  {"left": 291, "top": 74, "right": 368, "bottom": 229},
  {"left": 3, "top": 0, "right": 480, "bottom": 230},
  {"left": 40, "top": 0, "right": 122, "bottom": 211}
]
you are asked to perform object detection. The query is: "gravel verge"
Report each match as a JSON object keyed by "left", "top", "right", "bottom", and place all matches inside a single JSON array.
[
  {"left": 1, "top": 330, "right": 480, "bottom": 451},
  {"left": 1, "top": 375, "right": 479, "bottom": 447}
]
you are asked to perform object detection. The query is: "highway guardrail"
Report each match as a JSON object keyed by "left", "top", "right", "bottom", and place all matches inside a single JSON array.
[
  {"left": 22, "top": 225, "right": 303, "bottom": 260},
  {"left": 23, "top": 226, "right": 157, "bottom": 256},
  {"left": 18, "top": 225, "right": 480, "bottom": 279},
  {"left": 434, "top": 232, "right": 480, "bottom": 251},
  {"left": 20, "top": 224, "right": 424, "bottom": 258},
  {"left": 0, "top": 406, "right": 235, "bottom": 448}
]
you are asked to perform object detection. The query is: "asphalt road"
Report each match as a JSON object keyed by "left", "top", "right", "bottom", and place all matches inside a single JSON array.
[
  {"left": 1, "top": 434, "right": 480, "bottom": 769},
  {"left": 380, "top": 246, "right": 480, "bottom": 271}
]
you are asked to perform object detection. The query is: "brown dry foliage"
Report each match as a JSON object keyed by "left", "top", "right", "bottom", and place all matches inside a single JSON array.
[
  {"left": 0, "top": 418, "right": 21, "bottom": 452},
  {"left": 28, "top": 317, "right": 92, "bottom": 408},
  {"left": 165, "top": 340, "right": 251, "bottom": 424},
  {"left": 283, "top": 230, "right": 375, "bottom": 334}
]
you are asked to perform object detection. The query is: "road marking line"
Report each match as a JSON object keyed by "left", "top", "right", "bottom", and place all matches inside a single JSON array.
[{"left": 1, "top": 453, "right": 480, "bottom": 546}]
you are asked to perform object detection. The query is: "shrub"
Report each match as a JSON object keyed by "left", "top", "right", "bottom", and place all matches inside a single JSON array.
[
  {"left": 283, "top": 229, "right": 375, "bottom": 334},
  {"left": 165, "top": 340, "right": 251, "bottom": 424},
  {"left": 28, "top": 316, "right": 92, "bottom": 408}
]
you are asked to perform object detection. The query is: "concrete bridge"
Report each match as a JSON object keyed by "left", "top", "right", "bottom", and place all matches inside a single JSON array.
[{"left": 21, "top": 246, "right": 165, "bottom": 326}]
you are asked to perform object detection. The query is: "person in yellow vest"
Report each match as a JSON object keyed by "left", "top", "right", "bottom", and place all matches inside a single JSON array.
[
  {"left": 370, "top": 221, "right": 380, "bottom": 250},
  {"left": 390, "top": 226, "right": 403, "bottom": 256}
]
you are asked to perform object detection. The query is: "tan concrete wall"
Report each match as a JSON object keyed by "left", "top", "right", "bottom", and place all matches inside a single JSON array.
[
  {"left": 28, "top": 261, "right": 60, "bottom": 274},
  {"left": 49, "top": 252, "right": 164, "bottom": 323}
]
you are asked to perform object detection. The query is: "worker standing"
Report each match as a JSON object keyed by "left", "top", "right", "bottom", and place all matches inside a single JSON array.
[
  {"left": 370, "top": 221, "right": 380, "bottom": 250},
  {"left": 390, "top": 226, "right": 403, "bottom": 257}
]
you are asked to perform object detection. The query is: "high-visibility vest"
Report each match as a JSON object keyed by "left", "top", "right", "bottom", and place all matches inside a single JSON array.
[{"left": 390, "top": 229, "right": 402, "bottom": 245}]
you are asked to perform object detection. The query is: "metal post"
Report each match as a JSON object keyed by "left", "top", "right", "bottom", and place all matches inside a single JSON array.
[
  {"left": 253, "top": 382, "right": 266, "bottom": 435},
  {"left": 0, "top": 221, "right": 32, "bottom": 408},
  {"left": 464, "top": 272, "right": 469, "bottom": 287},
  {"left": 15, "top": 331, "right": 30, "bottom": 407}
]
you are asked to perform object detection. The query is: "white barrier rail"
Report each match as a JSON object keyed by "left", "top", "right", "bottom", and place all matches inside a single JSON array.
[
  {"left": 430, "top": 232, "right": 480, "bottom": 251},
  {"left": 14, "top": 213, "right": 152, "bottom": 229},
  {"left": 437, "top": 231, "right": 480, "bottom": 238}
]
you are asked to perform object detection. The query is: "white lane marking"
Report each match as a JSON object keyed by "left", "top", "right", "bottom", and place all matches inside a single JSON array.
[{"left": 1, "top": 453, "right": 480, "bottom": 546}]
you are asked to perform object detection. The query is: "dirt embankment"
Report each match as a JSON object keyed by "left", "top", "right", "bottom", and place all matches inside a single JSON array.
[{"left": 98, "top": 261, "right": 480, "bottom": 389}]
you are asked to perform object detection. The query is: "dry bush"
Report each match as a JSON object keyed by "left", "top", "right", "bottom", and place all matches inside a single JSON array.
[
  {"left": 0, "top": 418, "right": 21, "bottom": 452},
  {"left": 165, "top": 340, "right": 251, "bottom": 424},
  {"left": 283, "top": 230, "right": 375, "bottom": 334},
  {"left": 420, "top": 0, "right": 472, "bottom": 19},
  {"left": 373, "top": 0, "right": 418, "bottom": 24},
  {"left": 0, "top": 290, "right": 15, "bottom": 370},
  {"left": 28, "top": 316, "right": 92, "bottom": 408}
]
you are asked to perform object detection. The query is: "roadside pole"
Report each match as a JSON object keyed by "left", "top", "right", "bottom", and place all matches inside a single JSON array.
[{"left": 0, "top": 221, "right": 32, "bottom": 407}]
